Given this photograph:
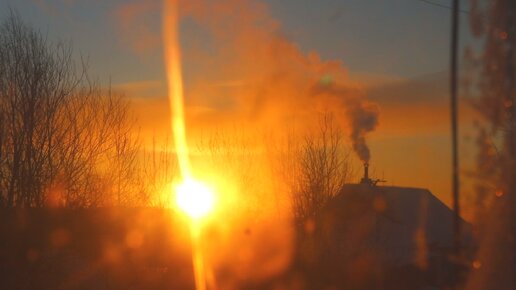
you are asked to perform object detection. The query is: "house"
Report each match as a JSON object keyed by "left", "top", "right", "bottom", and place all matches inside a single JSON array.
[{"left": 294, "top": 166, "right": 474, "bottom": 290}]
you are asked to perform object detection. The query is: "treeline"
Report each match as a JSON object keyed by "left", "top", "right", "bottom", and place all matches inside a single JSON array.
[{"left": 0, "top": 12, "right": 176, "bottom": 207}]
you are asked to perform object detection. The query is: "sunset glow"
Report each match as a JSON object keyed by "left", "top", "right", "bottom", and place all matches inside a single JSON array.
[
  {"left": 175, "top": 179, "right": 215, "bottom": 219},
  {"left": 162, "top": 0, "right": 217, "bottom": 219},
  {"left": 2, "top": 0, "right": 512, "bottom": 289}
]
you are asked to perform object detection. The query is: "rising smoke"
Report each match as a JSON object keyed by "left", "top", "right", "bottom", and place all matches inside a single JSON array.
[
  {"left": 348, "top": 99, "right": 380, "bottom": 163},
  {"left": 311, "top": 81, "right": 380, "bottom": 163},
  {"left": 177, "top": 0, "right": 380, "bottom": 162}
]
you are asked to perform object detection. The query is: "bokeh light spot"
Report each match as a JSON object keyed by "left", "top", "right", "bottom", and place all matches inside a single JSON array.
[{"left": 473, "top": 260, "right": 482, "bottom": 269}]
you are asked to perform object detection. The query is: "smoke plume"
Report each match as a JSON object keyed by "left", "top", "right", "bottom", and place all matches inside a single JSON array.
[
  {"left": 348, "top": 100, "right": 379, "bottom": 162},
  {"left": 311, "top": 81, "right": 380, "bottom": 162},
  {"left": 176, "top": 0, "right": 380, "bottom": 162}
]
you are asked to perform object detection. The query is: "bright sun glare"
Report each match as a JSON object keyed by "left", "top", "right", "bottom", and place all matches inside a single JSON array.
[{"left": 175, "top": 179, "right": 215, "bottom": 219}]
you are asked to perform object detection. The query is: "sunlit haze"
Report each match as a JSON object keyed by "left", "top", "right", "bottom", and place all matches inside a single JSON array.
[
  {"left": 175, "top": 179, "right": 215, "bottom": 219},
  {"left": 0, "top": 1, "right": 514, "bottom": 290}
]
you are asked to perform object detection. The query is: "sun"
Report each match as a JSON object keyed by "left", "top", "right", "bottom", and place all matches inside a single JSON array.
[{"left": 175, "top": 179, "right": 215, "bottom": 219}]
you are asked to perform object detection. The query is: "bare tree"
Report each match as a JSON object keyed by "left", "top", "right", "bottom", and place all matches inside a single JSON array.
[
  {"left": 195, "top": 130, "right": 261, "bottom": 215},
  {"left": 102, "top": 90, "right": 141, "bottom": 206},
  {"left": 281, "top": 113, "right": 353, "bottom": 222},
  {"left": 0, "top": 11, "right": 82, "bottom": 207},
  {"left": 138, "top": 136, "right": 177, "bottom": 208},
  {"left": 57, "top": 87, "right": 140, "bottom": 207},
  {"left": 0, "top": 11, "right": 142, "bottom": 208}
]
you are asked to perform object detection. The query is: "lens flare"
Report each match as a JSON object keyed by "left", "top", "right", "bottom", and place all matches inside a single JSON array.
[
  {"left": 162, "top": 1, "right": 213, "bottom": 290},
  {"left": 162, "top": 0, "right": 191, "bottom": 178},
  {"left": 175, "top": 179, "right": 215, "bottom": 219}
]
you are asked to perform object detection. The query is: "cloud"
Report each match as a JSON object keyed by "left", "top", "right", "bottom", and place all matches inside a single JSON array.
[
  {"left": 364, "top": 72, "right": 477, "bottom": 136},
  {"left": 367, "top": 72, "right": 449, "bottom": 106}
]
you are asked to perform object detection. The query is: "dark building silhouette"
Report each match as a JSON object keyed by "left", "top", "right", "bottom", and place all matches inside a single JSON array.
[{"left": 295, "top": 168, "right": 474, "bottom": 290}]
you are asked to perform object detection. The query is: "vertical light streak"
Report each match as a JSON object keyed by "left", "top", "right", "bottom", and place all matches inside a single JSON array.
[
  {"left": 191, "top": 224, "right": 207, "bottom": 290},
  {"left": 162, "top": 0, "right": 191, "bottom": 179},
  {"left": 162, "top": 1, "right": 207, "bottom": 290}
]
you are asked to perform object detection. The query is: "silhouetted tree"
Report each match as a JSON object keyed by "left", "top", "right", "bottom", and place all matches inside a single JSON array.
[
  {"left": 139, "top": 136, "right": 177, "bottom": 207},
  {"left": 0, "top": 11, "right": 83, "bottom": 206},
  {"left": 281, "top": 113, "right": 353, "bottom": 222},
  {"left": 0, "top": 11, "right": 141, "bottom": 207}
]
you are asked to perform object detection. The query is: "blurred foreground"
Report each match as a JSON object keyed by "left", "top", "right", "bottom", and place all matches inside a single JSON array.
[{"left": 0, "top": 184, "right": 477, "bottom": 290}]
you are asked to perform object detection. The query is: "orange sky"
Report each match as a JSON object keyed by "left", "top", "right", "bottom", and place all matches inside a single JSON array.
[{"left": 3, "top": 0, "right": 482, "bottom": 221}]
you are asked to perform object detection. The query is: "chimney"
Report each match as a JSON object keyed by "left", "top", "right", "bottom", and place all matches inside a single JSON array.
[
  {"left": 360, "top": 162, "right": 371, "bottom": 185},
  {"left": 359, "top": 162, "right": 386, "bottom": 186}
]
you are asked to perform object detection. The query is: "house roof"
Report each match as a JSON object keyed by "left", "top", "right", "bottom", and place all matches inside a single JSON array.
[{"left": 321, "top": 184, "right": 474, "bottom": 257}]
